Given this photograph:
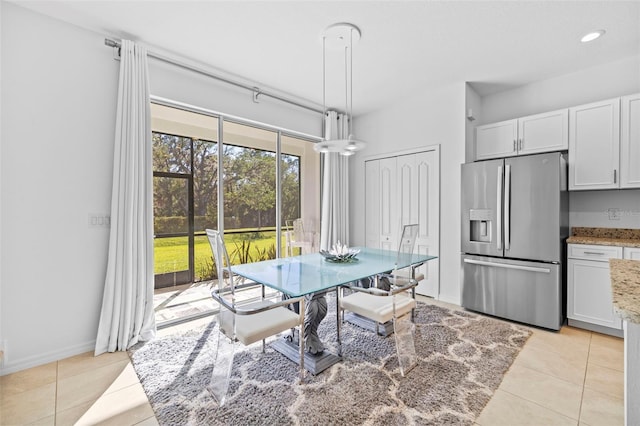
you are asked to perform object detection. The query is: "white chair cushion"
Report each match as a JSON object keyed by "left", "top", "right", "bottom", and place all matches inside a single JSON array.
[
  {"left": 340, "top": 292, "right": 417, "bottom": 324},
  {"left": 219, "top": 300, "right": 300, "bottom": 346},
  {"left": 394, "top": 268, "right": 425, "bottom": 282}
]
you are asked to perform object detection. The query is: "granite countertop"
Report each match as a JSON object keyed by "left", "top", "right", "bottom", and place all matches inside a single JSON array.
[
  {"left": 610, "top": 258, "right": 640, "bottom": 324},
  {"left": 566, "top": 227, "right": 640, "bottom": 248}
]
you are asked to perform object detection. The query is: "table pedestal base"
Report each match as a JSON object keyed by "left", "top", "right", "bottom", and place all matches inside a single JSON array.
[
  {"left": 271, "top": 338, "right": 342, "bottom": 376},
  {"left": 344, "top": 312, "right": 394, "bottom": 336}
]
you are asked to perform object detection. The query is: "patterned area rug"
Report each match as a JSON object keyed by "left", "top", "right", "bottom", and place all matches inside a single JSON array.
[{"left": 129, "top": 299, "right": 531, "bottom": 425}]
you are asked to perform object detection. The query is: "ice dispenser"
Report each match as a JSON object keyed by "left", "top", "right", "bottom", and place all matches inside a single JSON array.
[{"left": 469, "top": 209, "right": 492, "bottom": 243}]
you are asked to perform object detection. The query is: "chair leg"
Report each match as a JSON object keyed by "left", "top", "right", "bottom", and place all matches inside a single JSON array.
[
  {"left": 208, "top": 330, "right": 236, "bottom": 406},
  {"left": 376, "top": 321, "right": 382, "bottom": 336},
  {"left": 393, "top": 312, "right": 417, "bottom": 377},
  {"left": 411, "top": 288, "right": 416, "bottom": 322}
]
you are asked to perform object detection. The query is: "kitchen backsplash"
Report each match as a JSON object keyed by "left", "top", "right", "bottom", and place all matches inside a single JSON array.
[{"left": 569, "top": 189, "right": 640, "bottom": 229}]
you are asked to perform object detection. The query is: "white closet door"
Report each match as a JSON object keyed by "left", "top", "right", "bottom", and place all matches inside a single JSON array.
[
  {"left": 379, "top": 157, "right": 398, "bottom": 251},
  {"left": 365, "top": 160, "right": 381, "bottom": 248},
  {"left": 365, "top": 149, "right": 440, "bottom": 298},
  {"left": 397, "top": 154, "right": 416, "bottom": 231},
  {"left": 413, "top": 150, "right": 439, "bottom": 297}
]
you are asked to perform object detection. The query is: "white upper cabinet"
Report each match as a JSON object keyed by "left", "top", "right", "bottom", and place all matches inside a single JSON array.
[
  {"left": 569, "top": 97, "right": 621, "bottom": 190},
  {"left": 620, "top": 93, "right": 640, "bottom": 188},
  {"left": 475, "top": 109, "right": 568, "bottom": 161},
  {"left": 475, "top": 119, "right": 518, "bottom": 160},
  {"left": 518, "top": 109, "right": 569, "bottom": 155}
]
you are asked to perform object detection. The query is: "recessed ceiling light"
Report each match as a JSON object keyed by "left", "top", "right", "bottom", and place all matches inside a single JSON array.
[{"left": 581, "top": 30, "right": 606, "bottom": 43}]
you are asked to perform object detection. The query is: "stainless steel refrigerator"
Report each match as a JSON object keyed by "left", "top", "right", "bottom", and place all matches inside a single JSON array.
[{"left": 461, "top": 151, "right": 569, "bottom": 330}]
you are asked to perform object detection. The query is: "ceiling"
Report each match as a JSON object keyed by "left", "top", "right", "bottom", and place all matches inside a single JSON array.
[{"left": 10, "top": 0, "right": 640, "bottom": 116}]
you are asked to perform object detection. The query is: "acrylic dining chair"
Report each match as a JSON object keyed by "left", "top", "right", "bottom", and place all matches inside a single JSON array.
[{"left": 206, "top": 229, "right": 306, "bottom": 405}]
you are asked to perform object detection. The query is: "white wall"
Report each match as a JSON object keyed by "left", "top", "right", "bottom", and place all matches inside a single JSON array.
[
  {"left": 1, "top": 3, "right": 119, "bottom": 373},
  {"left": 149, "top": 60, "right": 321, "bottom": 138},
  {"left": 0, "top": 1, "right": 4, "bottom": 365},
  {"left": 351, "top": 82, "right": 466, "bottom": 305},
  {"left": 465, "top": 84, "right": 482, "bottom": 163},
  {"left": 479, "top": 55, "right": 640, "bottom": 231},
  {"left": 479, "top": 55, "right": 640, "bottom": 124},
  {"left": 0, "top": 3, "right": 322, "bottom": 374}
]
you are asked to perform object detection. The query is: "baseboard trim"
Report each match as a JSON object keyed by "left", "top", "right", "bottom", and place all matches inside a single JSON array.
[
  {"left": 0, "top": 340, "right": 96, "bottom": 376},
  {"left": 568, "top": 319, "right": 624, "bottom": 338}
]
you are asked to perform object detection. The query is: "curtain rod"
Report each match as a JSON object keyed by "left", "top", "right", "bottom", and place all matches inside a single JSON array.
[{"left": 105, "top": 38, "right": 324, "bottom": 115}]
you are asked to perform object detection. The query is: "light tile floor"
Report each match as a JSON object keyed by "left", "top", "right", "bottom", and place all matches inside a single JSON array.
[
  {"left": 153, "top": 281, "right": 216, "bottom": 327},
  {"left": 0, "top": 297, "right": 624, "bottom": 425}
]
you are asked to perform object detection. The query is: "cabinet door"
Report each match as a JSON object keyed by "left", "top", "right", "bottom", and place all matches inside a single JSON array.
[
  {"left": 568, "top": 244, "right": 623, "bottom": 261},
  {"left": 569, "top": 98, "right": 620, "bottom": 190},
  {"left": 475, "top": 119, "right": 518, "bottom": 161},
  {"left": 518, "top": 109, "right": 568, "bottom": 155},
  {"left": 621, "top": 93, "right": 640, "bottom": 188},
  {"left": 567, "top": 258, "right": 622, "bottom": 329},
  {"left": 624, "top": 247, "right": 640, "bottom": 260}
]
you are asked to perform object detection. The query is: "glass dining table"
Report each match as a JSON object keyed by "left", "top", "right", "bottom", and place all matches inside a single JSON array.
[{"left": 231, "top": 246, "right": 437, "bottom": 374}]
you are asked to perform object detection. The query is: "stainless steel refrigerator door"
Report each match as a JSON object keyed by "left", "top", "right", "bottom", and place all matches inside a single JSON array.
[
  {"left": 461, "top": 254, "right": 563, "bottom": 330},
  {"left": 504, "top": 152, "right": 563, "bottom": 262},
  {"left": 461, "top": 159, "right": 504, "bottom": 257}
]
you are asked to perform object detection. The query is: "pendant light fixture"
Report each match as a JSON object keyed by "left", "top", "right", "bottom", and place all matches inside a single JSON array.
[{"left": 314, "top": 23, "right": 366, "bottom": 156}]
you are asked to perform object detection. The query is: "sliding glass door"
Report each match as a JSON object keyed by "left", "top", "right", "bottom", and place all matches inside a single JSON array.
[
  {"left": 153, "top": 173, "right": 192, "bottom": 287},
  {"left": 222, "top": 122, "right": 278, "bottom": 263},
  {"left": 151, "top": 101, "right": 320, "bottom": 325},
  {"left": 152, "top": 104, "right": 219, "bottom": 288}
]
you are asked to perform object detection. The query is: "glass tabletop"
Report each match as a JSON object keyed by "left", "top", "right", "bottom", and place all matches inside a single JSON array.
[{"left": 231, "top": 247, "right": 437, "bottom": 297}]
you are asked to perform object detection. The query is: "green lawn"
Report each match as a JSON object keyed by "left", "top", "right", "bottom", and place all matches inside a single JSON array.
[{"left": 154, "top": 231, "right": 287, "bottom": 281}]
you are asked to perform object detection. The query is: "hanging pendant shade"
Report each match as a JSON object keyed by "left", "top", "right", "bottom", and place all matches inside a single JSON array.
[
  {"left": 314, "top": 135, "right": 366, "bottom": 154},
  {"left": 314, "top": 23, "right": 366, "bottom": 156}
]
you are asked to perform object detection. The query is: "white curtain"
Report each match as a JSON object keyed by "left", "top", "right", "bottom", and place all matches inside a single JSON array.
[
  {"left": 95, "top": 40, "right": 156, "bottom": 355},
  {"left": 319, "top": 111, "right": 350, "bottom": 251}
]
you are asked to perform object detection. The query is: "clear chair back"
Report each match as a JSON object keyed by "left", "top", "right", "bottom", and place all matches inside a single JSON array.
[
  {"left": 205, "top": 229, "right": 236, "bottom": 405},
  {"left": 207, "top": 229, "right": 235, "bottom": 305},
  {"left": 292, "top": 218, "right": 306, "bottom": 242},
  {"left": 396, "top": 224, "right": 419, "bottom": 267},
  {"left": 394, "top": 223, "right": 419, "bottom": 376}
]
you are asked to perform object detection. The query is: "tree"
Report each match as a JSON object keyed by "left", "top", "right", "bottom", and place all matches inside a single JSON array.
[
  {"left": 223, "top": 146, "right": 277, "bottom": 228},
  {"left": 281, "top": 155, "right": 301, "bottom": 223},
  {"left": 153, "top": 132, "right": 302, "bottom": 232}
]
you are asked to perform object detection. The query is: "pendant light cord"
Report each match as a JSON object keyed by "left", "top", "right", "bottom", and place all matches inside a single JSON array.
[
  {"left": 349, "top": 27, "right": 354, "bottom": 138},
  {"left": 323, "top": 36, "right": 327, "bottom": 121}
]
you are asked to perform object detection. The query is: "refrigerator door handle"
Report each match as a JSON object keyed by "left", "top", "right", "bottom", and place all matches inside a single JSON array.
[
  {"left": 463, "top": 258, "right": 551, "bottom": 274},
  {"left": 504, "top": 164, "right": 511, "bottom": 251},
  {"left": 497, "top": 165, "right": 503, "bottom": 251}
]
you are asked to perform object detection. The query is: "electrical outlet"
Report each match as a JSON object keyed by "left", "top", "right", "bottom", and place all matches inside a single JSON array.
[
  {"left": 88, "top": 213, "right": 111, "bottom": 228},
  {"left": 607, "top": 208, "right": 621, "bottom": 220}
]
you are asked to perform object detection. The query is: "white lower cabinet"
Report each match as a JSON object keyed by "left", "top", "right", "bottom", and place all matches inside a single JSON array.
[
  {"left": 624, "top": 247, "right": 640, "bottom": 260},
  {"left": 567, "top": 244, "right": 623, "bottom": 334}
]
